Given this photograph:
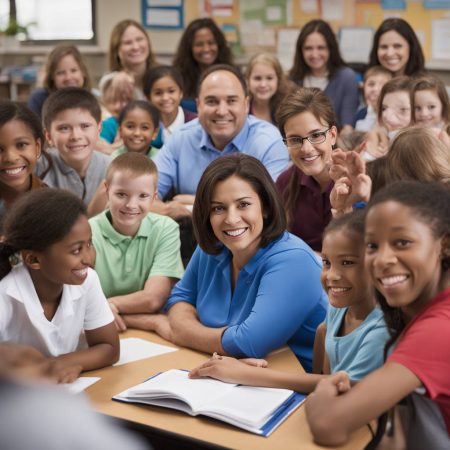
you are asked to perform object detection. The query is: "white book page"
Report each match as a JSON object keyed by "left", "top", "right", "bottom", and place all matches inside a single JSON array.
[
  {"left": 61, "top": 377, "right": 101, "bottom": 394},
  {"left": 125, "top": 369, "right": 236, "bottom": 412},
  {"left": 202, "top": 385, "right": 293, "bottom": 428},
  {"left": 114, "top": 338, "right": 178, "bottom": 366}
]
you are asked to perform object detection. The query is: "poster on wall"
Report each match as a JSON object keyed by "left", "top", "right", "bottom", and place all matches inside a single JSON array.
[{"left": 142, "top": 0, "right": 184, "bottom": 29}]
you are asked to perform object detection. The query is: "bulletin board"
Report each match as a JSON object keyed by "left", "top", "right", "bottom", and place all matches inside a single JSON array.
[{"left": 145, "top": 0, "right": 450, "bottom": 66}]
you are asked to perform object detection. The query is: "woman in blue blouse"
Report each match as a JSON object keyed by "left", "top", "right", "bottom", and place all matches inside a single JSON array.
[
  {"left": 164, "top": 154, "right": 327, "bottom": 372},
  {"left": 289, "top": 19, "right": 359, "bottom": 132}
]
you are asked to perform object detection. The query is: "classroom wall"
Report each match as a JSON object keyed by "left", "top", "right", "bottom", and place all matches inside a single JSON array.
[
  {"left": 96, "top": 0, "right": 197, "bottom": 56},
  {"left": 1, "top": 0, "right": 450, "bottom": 100}
]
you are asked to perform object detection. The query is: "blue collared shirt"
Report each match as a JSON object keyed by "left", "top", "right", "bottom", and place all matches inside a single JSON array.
[
  {"left": 153, "top": 116, "right": 289, "bottom": 199},
  {"left": 166, "top": 232, "right": 328, "bottom": 372}
]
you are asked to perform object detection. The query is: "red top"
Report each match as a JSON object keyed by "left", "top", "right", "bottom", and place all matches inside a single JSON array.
[{"left": 388, "top": 287, "right": 450, "bottom": 435}]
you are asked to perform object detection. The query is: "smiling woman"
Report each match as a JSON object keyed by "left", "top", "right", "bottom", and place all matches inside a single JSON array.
[
  {"left": 164, "top": 153, "right": 327, "bottom": 372},
  {"left": 369, "top": 18, "right": 425, "bottom": 77},
  {"left": 0, "top": 101, "right": 47, "bottom": 231},
  {"left": 289, "top": 19, "right": 359, "bottom": 129},
  {"left": 172, "top": 18, "right": 234, "bottom": 112},
  {"left": 275, "top": 87, "right": 337, "bottom": 252}
]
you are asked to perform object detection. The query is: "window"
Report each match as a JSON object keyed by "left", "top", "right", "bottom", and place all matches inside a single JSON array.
[{"left": 0, "top": 0, "right": 95, "bottom": 43}]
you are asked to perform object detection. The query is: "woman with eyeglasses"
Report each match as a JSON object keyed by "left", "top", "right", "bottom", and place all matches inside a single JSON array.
[{"left": 276, "top": 87, "right": 337, "bottom": 252}]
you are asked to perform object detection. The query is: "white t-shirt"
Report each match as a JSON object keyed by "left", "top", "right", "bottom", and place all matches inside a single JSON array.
[
  {"left": 303, "top": 74, "right": 329, "bottom": 91},
  {"left": 0, "top": 264, "right": 114, "bottom": 357},
  {"left": 161, "top": 106, "right": 186, "bottom": 143}
]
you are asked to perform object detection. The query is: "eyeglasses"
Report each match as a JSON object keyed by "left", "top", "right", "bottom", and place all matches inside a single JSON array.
[{"left": 283, "top": 128, "right": 331, "bottom": 149}]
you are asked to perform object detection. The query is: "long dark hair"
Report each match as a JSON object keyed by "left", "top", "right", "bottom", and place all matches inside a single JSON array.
[
  {"left": 289, "top": 19, "right": 345, "bottom": 83},
  {"left": 172, "top": 18, "right": 233, "bottom": 98},
  {"left": 368, "top": 18, "right": 425, "bottom": 76},
  {"left": 0, "top": 101, "right": 52, "bottom": 178},
  {"left": 0, "top": 189, "right": 87, "bottom": 280},
  {"left": 365, "top": 181, "right": 450, "bottom": 358}
]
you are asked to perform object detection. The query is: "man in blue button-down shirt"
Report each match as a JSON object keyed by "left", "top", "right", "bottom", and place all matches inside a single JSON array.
[{"left": 152, "top": 64, "right": 289, "bottom": 220}]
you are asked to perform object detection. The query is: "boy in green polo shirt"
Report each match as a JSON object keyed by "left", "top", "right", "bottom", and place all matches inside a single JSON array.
[{"left": 89, "top": 152, "right": 184, "bottom": 332}]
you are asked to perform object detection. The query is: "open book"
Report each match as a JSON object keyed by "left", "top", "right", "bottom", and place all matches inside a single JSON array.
[{"left": 113, "top": 369, "right": 305, "bottom": 436}]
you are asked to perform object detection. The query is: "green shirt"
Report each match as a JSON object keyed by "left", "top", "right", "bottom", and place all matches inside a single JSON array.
[
  {"left": 111, "top": 145, "right": 158, "bottom": 160},
  {"left": 89, "top": 210, "right": 184, "bottom": 298}
]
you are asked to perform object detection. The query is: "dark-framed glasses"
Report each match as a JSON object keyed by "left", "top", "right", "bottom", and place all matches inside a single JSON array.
[{"left": 283, "top": 128, "right": 331, "bottom": 148}]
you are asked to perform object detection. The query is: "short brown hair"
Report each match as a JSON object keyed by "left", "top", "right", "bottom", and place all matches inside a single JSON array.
[
  {"left": 42, "top": 87, "right": 101, "bottom": 130},
  {"left": 105, "top": 152, "right": 158, "bottom": 187},
  {"left": 193, "top": 153, "right": 286, "bottom": 254}
]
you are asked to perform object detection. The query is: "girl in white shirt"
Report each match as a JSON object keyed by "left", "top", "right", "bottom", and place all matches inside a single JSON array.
[{"left": 0, "top": 188, "right": 119, "bottom": 382}]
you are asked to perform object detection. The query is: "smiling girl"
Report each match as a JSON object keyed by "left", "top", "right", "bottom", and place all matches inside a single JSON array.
[
  {"left": 0, "top": 102, "right": 48, "bottom": 231},
  {"left": 143, "top": 65, "right": 197, "bottom": 145},
  {"left": 0, "top": 189, "right": 119, "bottom": 382},
  {"left": 190, "top": 210, "right": 388, "bottom": 388},
  {"left": 276, "top": 87, "right": 337, "bottom": 252},
  {"left": 245, "top": 53, "right": 294, "bottom": 125},
  {"left": 364, "top": 76, "right": 413, "bottom": 160},
  {"left": 306, "top": 181, "right": 450, "bottom": 449},
  {"left": 411, "top": 74, "right": 450, "bottom": 132}
]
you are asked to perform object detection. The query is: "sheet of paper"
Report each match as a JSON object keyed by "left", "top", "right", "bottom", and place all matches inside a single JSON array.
[
  {"left": 114, "top": 338, "right": 178, "bottom": 366},
  {"left": 339, "top": 28, "right": 374, "bottom": 63},
  {"left": 322, "top": 0, "right": 344, "bottom": 21},
  {"left": 62, "top": 377, "right": 100, "bottom": 394},
  {"left": 432, "top": 19, "right": 450, "bottom": 59}
]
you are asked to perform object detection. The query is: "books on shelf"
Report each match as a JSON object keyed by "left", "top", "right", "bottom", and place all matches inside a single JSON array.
[{"left": 113, "top": 369, "right": 305, "bottom": 436}]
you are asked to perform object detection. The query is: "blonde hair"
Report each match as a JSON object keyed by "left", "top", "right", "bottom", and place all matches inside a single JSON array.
[
  {"left": 105, "top": 152, "right": 158, "bottom": 187},
  {"left": 245, "top": 53, "right": 294, "bottom": 123},
  {"left": 385, "top": 126, "right": 450, "bottom": 187}
]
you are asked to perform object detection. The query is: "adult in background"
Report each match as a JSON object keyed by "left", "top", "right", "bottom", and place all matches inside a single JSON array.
[
  {"left": 172, "top": 18, "right": 233, "bottom": 112},
  {"left": 162, "top": 154, "right": 328, "bottom": 372},
  {"left": 289, "top": 19, "right": 359, "bottom": 132},
  {"left": 104, "top": 19, "right": 158, "bottom": 98},
  {"left": 28, "top": 45, "right": 91, "bottom": 118},
  {"left": 152, "top": 64, "right": 289, "bottom": 220},
  {"left": 368, "top": 18, "right": 425, "bottom": 77}
]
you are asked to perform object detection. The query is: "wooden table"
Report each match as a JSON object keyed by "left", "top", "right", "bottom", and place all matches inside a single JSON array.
[{"left": 85, "top": 330, "right": 372, "bottom": 450}]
